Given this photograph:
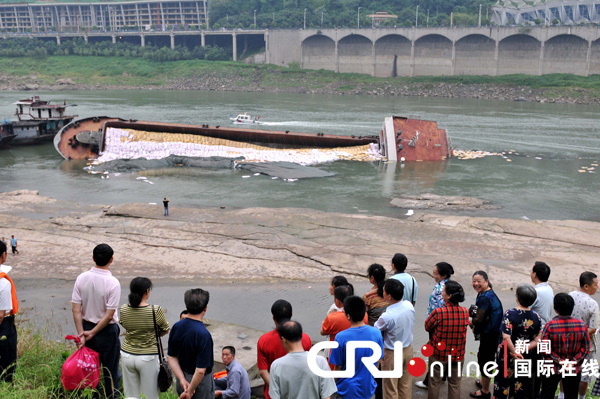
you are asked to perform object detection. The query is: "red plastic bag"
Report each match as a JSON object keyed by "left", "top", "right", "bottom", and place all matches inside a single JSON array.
[{"left": 61, "top": 335, "right": 101, "bottom": 391}]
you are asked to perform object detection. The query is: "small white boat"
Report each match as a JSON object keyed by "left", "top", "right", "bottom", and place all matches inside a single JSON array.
[{"left": 229, "top": 113, "right": 263, "bottom": 125}]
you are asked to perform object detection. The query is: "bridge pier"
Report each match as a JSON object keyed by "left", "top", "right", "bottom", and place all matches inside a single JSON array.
[
  {"left": 334, "top": 40, "right": 339, "bottom": 73},
  {"left": 140, "top": 34, "right": 145, "bottom": 47},
  {"left": 83, "top": 35, "right": 88, "bottom": 43},
  {"left": 538, "top": 41, "right": 544, "bottom": 75},
  {"left": 494, "top": 41, "right": 499, "bottom": 76},
  {"left": 111, "top": 34, "right": 116, "bottom": 44},
  {"left": 264, "top": 31, "right": 270, "bottom": 64},
  {"left": 170, "top": 33, "right": 175, "bottom": 49},
  {"left": 410, "top": 40, "right": 415, "bottom": 77},
  {"left": 586, "top": 40, "right": 592, "bottom": 76},
  {"left": 201, "top": 31, "right": 205, "bottom": 47},
  {"left": 56, "top": 35, "right": 60, "bottom": 45},
  {"left": 232, "top": 32, "right": 237, "bottom": 61},
  {"left": 451, "top": 41, "right": 456, "bottom": 75},
  {"left": 371, "top": 42, "right": 376, "bottom": 77}
]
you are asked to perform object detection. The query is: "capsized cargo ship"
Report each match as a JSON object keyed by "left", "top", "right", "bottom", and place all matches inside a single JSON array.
[{"left": 53, "top": 116, "right": 452, "bottom": 164}]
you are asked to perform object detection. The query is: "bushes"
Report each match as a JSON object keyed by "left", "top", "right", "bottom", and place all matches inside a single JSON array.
[{"left": 0, "top": 38, "right": 230, "bottom": 62}]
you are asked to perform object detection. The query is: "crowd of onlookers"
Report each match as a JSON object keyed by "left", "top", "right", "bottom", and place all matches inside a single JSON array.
[{"left": 0, "top": 241, "right": 598, "bottom": 399}]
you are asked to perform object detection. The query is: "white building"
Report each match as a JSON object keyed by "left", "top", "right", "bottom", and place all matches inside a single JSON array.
[{"left": 492, "top": 0, "right": 600, "bottom": 25}]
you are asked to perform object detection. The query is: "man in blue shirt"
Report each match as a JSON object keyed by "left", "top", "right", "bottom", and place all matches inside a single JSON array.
[
  {"left": 329, "top": 296, "right": 384, "bottom": 399},
  {"left": 9, "top": 236, "right": 18, "bottom": 255},
  {"left": 215, "top": 346, "right": 251, "bottom": 399},
  {"left": 168, "top": 288, "right": 214, "bottom": 399},
  {"left": 390, "top": 253, "right": 417, "bottom": 305}
]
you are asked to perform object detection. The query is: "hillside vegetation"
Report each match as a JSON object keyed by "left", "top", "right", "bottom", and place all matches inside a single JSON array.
[
  {"left": 2, "top": 55, "right": 600, "bottom": 105},
  {"left": 0, "top": 0, "right": 497, "bottom": 28}
]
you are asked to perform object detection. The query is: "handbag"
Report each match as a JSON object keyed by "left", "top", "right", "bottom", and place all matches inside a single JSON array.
[
  {"left": 61, "top": 335, "right": 100, "bottom": 390},
  {"left": 153, "top": 305, "right": 173, "bottom": 392}
]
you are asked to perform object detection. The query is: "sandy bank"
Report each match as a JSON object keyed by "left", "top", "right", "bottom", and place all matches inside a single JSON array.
[{"left": 1, "top": 190, "right": 597, "bottom": 292}]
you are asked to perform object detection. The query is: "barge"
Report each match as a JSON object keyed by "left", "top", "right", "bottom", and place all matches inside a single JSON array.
[
  {"left": 12, "top": 96, "right": 77, "bottom": 145},
  {"left": 53, "top": 116, "right": 452, "bottom": 164},
  {"left": 0, "top": 119, "right": 16, "bottom": 149}
]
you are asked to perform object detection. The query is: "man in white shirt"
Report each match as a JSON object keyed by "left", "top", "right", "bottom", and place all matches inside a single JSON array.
[
  {"left": 375, "top": 279, "right": 416, "bottom": 399},
  {"left": 72, "top": 243, "right": 121, "bottom": 399},
  {"left": 569, "top": 271, "right": 599, "bottom": 399},
  {"left": 0, "top": 240, "right": 18, "bottom": 382},
  {"left": 530, "top": 261, "right": 554, "bottom": 326}
]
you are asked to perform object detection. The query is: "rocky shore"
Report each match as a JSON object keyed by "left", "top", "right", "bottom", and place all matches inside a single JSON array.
[
  {"left": 2, "top": 190, "right": 598, "bottom": 292},
  {"left": 2, "top": 68, "right": 598, "bottom": 105}
]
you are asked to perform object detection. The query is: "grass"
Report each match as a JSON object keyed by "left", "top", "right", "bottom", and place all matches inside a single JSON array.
[
  {"left": 2, "top": 56, "right": 600, "bottom": 100},
  {"left": 0, "top": 322, "right": 180, "bottom": 399}
]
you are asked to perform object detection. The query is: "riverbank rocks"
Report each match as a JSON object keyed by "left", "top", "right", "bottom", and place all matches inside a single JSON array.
[
  {"left": 390, "top": 193, "right": 499, "bottom": 211},
  {"left": 57, "top": 78, "right": 75, "bottom": 85}
]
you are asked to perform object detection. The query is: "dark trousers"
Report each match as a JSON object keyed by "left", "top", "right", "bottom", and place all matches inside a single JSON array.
[
  {"left": 0, "top": 316, "right": 17, "bottom": 382},
  {"left": 539, "top": 371, "right": 580, "bottom": 399},
  {"left": 82, "top": 320, "right": 121, "bottom": 399}
]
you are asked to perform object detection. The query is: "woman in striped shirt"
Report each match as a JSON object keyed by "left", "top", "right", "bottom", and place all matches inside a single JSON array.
[{"left": 119, "top": 277, "right": 170, "bottom": 399}]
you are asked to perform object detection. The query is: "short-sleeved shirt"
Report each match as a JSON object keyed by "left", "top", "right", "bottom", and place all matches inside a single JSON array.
[
  {"left": 322, "top": 311, "right": 368, "bottom": 343},
  {"left": 119, "top": 304, "right": 169, "bottom": 355},
  {"left": 427, "top": 279, "right": 448, "bottom": 316},
  {"left": 0, "top": 277, "right": 12, "bottom": 313},
  {"left": 499, "top": 308, "right": 541, "bottom": 350},
  {"left": 163, "top": 200, "right": 169, "bottom": 207},
  {"left": 9, "top": 238, "right": 16, "bottom": 247},
  {"left": 329, "top": 325, "right": 383, "bottom": 399},
  {"left": 269, "top": 351, "right": 337, "bottom": 399},
  {"left": 390, "top": 272, "right": 418, "bottom": 304},
  {"left": 570, "top": 290, "right": 600, "bottom": 353},
  {"left": 257, "top": 329, "right": 312, "bottom": 399},
  {"left": 531, "top": 282, "right": 554, "bottom": 327},
  {"left": 71, "top": 267, "right": 121, "bottom": 324},
  {"left": 374, "top": 300, "right": 415, "bottom": 349},
  {"left": 425, "top": 303, "right": 469, "bottom": 361},
  {"left": 167, "top": 318, "right": 214, "bottom": 375},
  {"left": 474, "top": 289, "right": 503, "bottom": 335}
]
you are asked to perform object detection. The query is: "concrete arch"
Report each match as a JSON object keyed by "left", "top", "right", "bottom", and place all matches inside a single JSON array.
[
  {"left": 414, "top": 34, "right": 453, "bottom": 76},
  {"left": 301, "top": 35, "right": 336, "bottom": 72},
  {"left": 497, "top": 34, "right": 541, "bottom": 75},
  {"left": 338, "top": 34, "right": 373, "bottom": 75},
  {"left": 542, "top": 34, "right": 589, "bottom": 75},
  {"left": 455, "top": 34, "right": 496, "bottom": 76},
  {"left": 589, "top": 38, "right": 600, "bottom": 75},
  {"left": 544, "top": 32, "right": 586, "bottom": 42},
  {"left": 374, "top": 34, "right": 411, "bottom": 77}
]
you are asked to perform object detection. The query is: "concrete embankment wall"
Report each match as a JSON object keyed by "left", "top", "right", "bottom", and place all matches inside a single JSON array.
[{"left": 266, "top": 26, "right": 600, "bottom": 77}]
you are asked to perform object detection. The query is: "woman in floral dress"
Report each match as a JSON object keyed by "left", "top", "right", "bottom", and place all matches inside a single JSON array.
[{"left": 494, "top": 284, "right": 541, "bottom": 399}]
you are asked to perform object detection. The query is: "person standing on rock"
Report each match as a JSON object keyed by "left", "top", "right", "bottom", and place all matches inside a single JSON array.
[
  {"left": 10, "top": 235, "right": 18, "bottom": 255},
  {"left": 163, "top": 197, "right": 169, "bottom": 216}
]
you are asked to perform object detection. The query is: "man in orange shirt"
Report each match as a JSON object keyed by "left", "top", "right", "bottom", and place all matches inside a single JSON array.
[{"left": 321, "top": 286, "right": 367, "bottom": 369}]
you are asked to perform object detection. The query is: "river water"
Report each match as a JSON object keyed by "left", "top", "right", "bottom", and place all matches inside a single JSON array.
[{"left": 1, "top": 90, "right": 599, "bottom": 220}]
